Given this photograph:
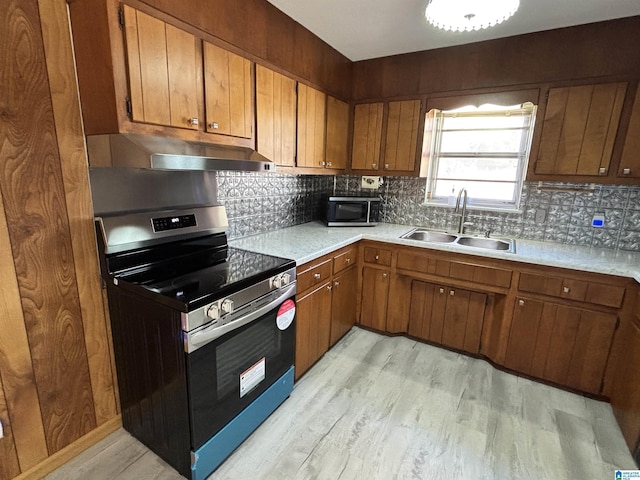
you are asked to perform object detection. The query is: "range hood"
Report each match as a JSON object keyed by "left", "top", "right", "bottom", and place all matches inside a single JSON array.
[{"left": 86, "top": 133, "right": 276, "bottom": 172}]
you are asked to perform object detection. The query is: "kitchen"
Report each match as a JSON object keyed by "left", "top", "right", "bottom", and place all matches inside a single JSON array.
[{"left": 1, "top": 0, "right": 640, "bottom": 479}]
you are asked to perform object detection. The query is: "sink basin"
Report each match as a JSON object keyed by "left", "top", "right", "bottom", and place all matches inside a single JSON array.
[
  {"left": 402, "top": 230, "right": 457, "bottom": 243},
  {"left": 456, "top": 236, "right": 514, "bottom": 251},
  {"left": 401, "top": 228, "right": 515, "bottom": 253}
]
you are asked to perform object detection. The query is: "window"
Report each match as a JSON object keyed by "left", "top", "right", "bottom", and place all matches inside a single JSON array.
[{"left": 424, "top": 102, "right": 537, "bottom": 210}]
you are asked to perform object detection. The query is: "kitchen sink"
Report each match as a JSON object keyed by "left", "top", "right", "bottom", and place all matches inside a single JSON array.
[
  {"left": 402, "top": 230, "right": 457, "bottom": 243},
  {"left": 401, "top": 228, "right": 515, "bottom": 253},
  {"left": 455, "top": 236, "right": 513, "bottom": 251}
]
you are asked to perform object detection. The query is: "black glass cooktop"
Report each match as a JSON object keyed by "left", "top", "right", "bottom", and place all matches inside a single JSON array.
[{"left": 121, "top": 247, "right": 294, "bottom": 310}]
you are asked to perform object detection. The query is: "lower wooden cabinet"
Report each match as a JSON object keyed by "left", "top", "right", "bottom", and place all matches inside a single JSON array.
[
  {"left": 295, "top": 281, "right": 332, "bottom": 380},
  {"left": 359, "top": 267, "right": 390, "bottom": 331},
  {"left": 295, "top": 245, "right": 359, "bottom": 379},
  {"left": 504, "top": 297, "right": 617, "bottom": 394},
  {"left": 330, "top": 266, "right": 358, "bottom": 347},
  {"left": 611, "top": 317, "right": 640, "bottom": 453},
  {"left": 408, "top": 280, "right": 486, "bottom": 354}
]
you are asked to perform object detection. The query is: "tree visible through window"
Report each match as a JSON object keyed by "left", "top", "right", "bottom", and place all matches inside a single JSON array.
[{"left": 425, "top": 103, "right": 537, "bottom": 210}]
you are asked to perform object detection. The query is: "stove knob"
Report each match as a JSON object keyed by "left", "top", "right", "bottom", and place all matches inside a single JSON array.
[
  {"left": 206, "top": 303, "right": 220, "bottom": 321},
  {"left": 273, "top": 274, "right": 284, "bottom": 288},
  {"left": 281, "top": 273, "right": 291, "bottom": 286},
  {"left": 221, "top": 298, "right": 234, "bottom": 314}
]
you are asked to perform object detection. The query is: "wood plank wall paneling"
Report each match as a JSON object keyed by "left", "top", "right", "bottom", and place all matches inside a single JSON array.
[
  {"left": 38, "top": 0, "right": 117, "bottom": 426},
  {"left": 139, "top": 0, "right": 353, "bottom": 99},
  {"left": 353, "top": 16, "right": 640, "bottom": 100},
  {"left": 0, "top": 1, "right": 123, "bottom": 476}
]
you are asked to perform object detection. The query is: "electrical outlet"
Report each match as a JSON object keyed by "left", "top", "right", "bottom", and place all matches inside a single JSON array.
[
  {"left": 592, "top": 212, "right": 605, "bottom": 228},
  {"left": 361, "top": 176, "right": 381, "bottom": 189}
]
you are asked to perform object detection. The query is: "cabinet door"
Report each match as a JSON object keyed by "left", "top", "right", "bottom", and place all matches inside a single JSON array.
[
  {"left": 619, "top": 84, "right": 640, "bottom": 178},
  {"left": 123, "top": 6, "right": 199, "bottom": 129},
  {"left": 325, "top": 96, "right": 350, "bottom": 170},
  {"left": 505, "top": 297, "right": 616, "bottom": 394},
  {"left": 295, "top": 281, "right": 332, "bottom": 380},
  {"left": 441, "top": 287, "right": 486, "bottom": 354},
  {"left": 203, "top": 42, "right": 252, "bottom": 138},
  {"left": 351, "top": 103, "right": 383, "bottom": 170},
  {"left": 360, "top": 267, "right": 389, "bottom": 331},
  {"left": 535, "top": 82, "right": 626, "bottom": 176},
  {"left": 330, "top": 267, "right": 358, "bottom": 346},
  {"left": 408, "top": 281, "right": 447, "bottom": 342},
  {"left": 408, "top": 280, "right": 486, "bottom": 353},
  {"left": 256, "top": 65, "right": 296, "bottom": 166},
  {"left": 611, "top": 319, "right": 640, "bottom": 452},
  {"left": 297, "top": 84, "right": 327, "bottom": 168},
  {"left": 383, "top": 99, "right": 421, "bottom": 172}
]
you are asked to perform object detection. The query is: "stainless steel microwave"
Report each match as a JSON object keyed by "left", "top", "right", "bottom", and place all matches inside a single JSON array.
[{"left": 326, "top": 196, "right": 381, "bottom": 227}]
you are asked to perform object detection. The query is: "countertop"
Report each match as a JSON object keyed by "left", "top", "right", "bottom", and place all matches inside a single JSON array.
[{"left": 230, "top": 221, "right": 640, "bottom": 283}]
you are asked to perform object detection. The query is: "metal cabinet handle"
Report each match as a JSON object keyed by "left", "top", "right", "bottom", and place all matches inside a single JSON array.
[
  {"left": 189, "top": 117, "right": 200, "bottom": 126},
  {"left": 319, "top": 161, "right": 326, "bottom": 166},
  {"left": 375, "top": 255, "right": 379, "bottom": 260},
  {"left": 327, "top": 285, "right": 332, "bottom": 291},
  {"left": 382, "top": 273, "right": 388, "bottom": 278},
  {"left": 334, "top": 281, "right": 340, "bottom": 287},
  {"left": 313, "top": 273, "right": 321, "bottom": 279},
  {"left": 384, "top": 164, "right": 389, "bottom": 169},
  {"left": 209, "top": 121, "right": 218, "bottom": 129},
  {"left": 372, "top": 163, "right": 378, "bottom": 169},
  {"left": 345, "top": 258, "right": 351, "bottom": 264},
  {"left": 439, "top": 288, "right": 445, "bottom": 294},
  {"left": 326, "top": 162, "right": 332, "bottom": 167},
  {"left": 599, "top": 167, "right": 607, "bottom": 175},
  {"left": 449, "top": 290, "right": 455, "bottom": 296},
  {"left": 519, "top": 299, "right": 525, "bottom": 306},
  {"left": 623, "top": 168, "right": 631, "bottom": 175},
  {"left": 563, "top": 286, "right": 571, "bottom": 293}
]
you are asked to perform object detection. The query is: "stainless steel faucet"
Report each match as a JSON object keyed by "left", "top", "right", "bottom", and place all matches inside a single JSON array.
[{"left": 453, "top": 187, "right": 472, "bottom": 234}]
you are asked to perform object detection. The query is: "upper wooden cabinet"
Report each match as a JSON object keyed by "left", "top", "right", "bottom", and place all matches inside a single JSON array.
[
  {"left": 383, "top": 100, "right": 421, "bottom": 172},
  {"left": 351, "top": 103, "right": 384, "bottom": 170},
  {"left": 123, "top": 6, "right": 200, "bottom": 130},
  {"left": 297, "top": 84, "right": 327, "bottom": 169},
  {"left": 203, "top": 42, "right": 253, "bottom": 138},
  {"left": 325, "top": 96, "right": 350, "bottom": 170},
  {"left": 351, "top": 100, "right": 422, "bottom": 173},
  {"left": 619, "top": 84, "right": 640, "bottom": 179},
  {"left": 534, "top": 82, "right": 627, "bottom": 176},
  {"left": 255, "top": 65, "right": 296, "bottom": 166}
]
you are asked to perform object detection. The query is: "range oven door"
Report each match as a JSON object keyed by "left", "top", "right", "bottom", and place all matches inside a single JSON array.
[{"left": 185, "top": 286, "right": 296, "bottom": 449}]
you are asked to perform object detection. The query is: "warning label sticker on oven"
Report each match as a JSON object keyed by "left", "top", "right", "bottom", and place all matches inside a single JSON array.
[
  {"left": 276, "top": 299, "right": 295, "bottom": 330},
  {"left": 240, "top": 357, "right": 266, "bottom": 398}
]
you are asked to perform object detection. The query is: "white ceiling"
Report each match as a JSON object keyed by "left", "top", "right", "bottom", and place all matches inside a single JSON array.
[{"left": 266, "top": 0, "right": 640, "bottom": 61}]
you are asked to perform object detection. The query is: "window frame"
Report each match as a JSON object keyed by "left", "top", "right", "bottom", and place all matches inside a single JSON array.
[{"left": 424, "top": 101, "right": 537, "bottom": 211}]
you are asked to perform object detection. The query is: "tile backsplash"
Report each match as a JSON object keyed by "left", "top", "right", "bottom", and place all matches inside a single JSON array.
[
  {"left": 335, "top": 175, "right": 640, "bottom": 252},
  {"left": 217, "top": 171, "right": 334, "bottom": 239},
  {"left": 217, "top": 171, "right": 639, "bottom": 252}
]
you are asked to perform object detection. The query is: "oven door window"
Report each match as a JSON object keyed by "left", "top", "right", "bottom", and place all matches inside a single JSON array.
[
  {"left": 186, "top": 299, "right": 295, "bottom": 449},
  {"left": 334, "top": 202, "right": 367, "bottom": 222}
]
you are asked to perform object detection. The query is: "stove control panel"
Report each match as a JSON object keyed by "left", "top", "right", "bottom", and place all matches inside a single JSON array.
[
  {"left": 182, "top": 266, "right": 297, "bottom": 333},
  {"left": 270, "top": 272, "right": 292, "bottom": 289}
]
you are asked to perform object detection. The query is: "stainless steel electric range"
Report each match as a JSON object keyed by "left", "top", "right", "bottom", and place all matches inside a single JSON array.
[{"left": 96, "top": 205, "right": 296, "bottom": 480}]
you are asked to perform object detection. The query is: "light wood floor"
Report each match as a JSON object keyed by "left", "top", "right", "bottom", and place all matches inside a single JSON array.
[{"left": 46, "top": 327, "right": 635, "bottom": 480}]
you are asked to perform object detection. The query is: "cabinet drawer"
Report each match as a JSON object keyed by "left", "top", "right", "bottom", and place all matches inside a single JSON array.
[
  {"left": 519, "top": 272, "right": 625, "bottom": 308},
  {"left": 363, "top": 247, "right": 392, "bottom": 266},
  {"left": 397, "top": 251, "right": 511, "bottom": 288},
  {"left": 333, "top": 247, "right": 358, "bottom": 275},
  {"left": 297, "top": 258, "right": 332, "bottom": 293}
]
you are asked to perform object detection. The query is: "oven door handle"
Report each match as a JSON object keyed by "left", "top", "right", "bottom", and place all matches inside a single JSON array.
[{"left": 186, "top": 282, "right": 296, "bottom": 353}]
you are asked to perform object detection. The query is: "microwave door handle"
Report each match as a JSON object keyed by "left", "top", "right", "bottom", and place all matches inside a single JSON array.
[
  {"left": 366, "top": 201, "right": 370, "bottom": 222},
  {"left": 186, "top": 282, "right": 297, "bottom": 353}
]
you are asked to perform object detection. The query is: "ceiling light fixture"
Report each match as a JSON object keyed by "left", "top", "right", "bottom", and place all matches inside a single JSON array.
[{"left": 425, "top": 0, "right": 520, "bottom": 32}]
